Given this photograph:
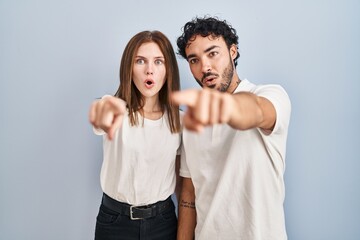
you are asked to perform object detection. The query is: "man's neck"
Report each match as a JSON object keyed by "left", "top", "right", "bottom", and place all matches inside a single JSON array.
[{"left": 228, "top": 75, "right": 241, "bottom": 93}]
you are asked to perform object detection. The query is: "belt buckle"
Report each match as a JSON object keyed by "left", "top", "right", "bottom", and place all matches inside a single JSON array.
[{"left": 130, "top": 206, "right": 143, "bottom": 220}]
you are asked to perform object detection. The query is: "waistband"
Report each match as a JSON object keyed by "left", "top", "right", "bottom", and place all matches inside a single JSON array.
[{"left": 102, "top": 194, "right": 173, "bottom": 220}]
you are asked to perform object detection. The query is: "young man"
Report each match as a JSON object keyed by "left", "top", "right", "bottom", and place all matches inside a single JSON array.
[{"left": 172, "top": 17, "right": 291, "bottom": 239}]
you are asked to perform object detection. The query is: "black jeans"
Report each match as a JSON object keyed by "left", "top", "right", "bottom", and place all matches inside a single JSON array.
[{"left": 94, "top": 198, "right": 177, "bottom": 240}]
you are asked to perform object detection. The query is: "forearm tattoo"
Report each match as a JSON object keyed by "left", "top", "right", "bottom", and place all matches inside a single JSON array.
[{"left": 180, "top": 200, "right": 196, "bottom": 209}]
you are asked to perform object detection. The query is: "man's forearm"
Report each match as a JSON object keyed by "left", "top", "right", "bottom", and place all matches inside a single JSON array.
[
  {"left": 229, "top": 92, "right": 276, "bottom": 131},
  {"left": 177, "top": 178, "right": 196, "bottom": 240},
  {"left": 175, "top": 156, "right": 182, "bottom": 203},
  {"left": 177, "top": 199, "right": 196, "bottom": 240}
]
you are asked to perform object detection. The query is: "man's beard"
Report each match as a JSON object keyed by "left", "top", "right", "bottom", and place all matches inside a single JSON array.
[
  {"left": 219, "top": 59, "right": 234, "bottom": 92},
  {"left": 195, "top": 57, "right": 234, "bottom": 92}
]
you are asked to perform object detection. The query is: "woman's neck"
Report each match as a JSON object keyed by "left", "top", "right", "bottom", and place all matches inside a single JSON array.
[{"left": 141, "top": 97, "right": 163, "bottom": 120}]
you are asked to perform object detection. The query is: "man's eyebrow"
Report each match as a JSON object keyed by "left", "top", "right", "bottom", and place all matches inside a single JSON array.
[
  {"left": 186, "top": 45, "right": 220, "bottom": 59},
  {"left": 204, "top": 45, "right": 219, "bottom": 53}
]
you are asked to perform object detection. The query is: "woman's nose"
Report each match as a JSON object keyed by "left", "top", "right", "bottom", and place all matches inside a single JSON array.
[{"left": 146, "top": 63, "right": 154, "bottom": 75}]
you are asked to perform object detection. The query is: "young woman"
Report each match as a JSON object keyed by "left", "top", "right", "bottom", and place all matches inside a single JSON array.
[{"left": 89, "top": 30, "right": 182, "bottom": 240}]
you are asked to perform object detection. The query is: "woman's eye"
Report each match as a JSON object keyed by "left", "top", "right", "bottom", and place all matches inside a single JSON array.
[
  {"left": 155, "top": 59, "right": 164, "bottom": 65},
  {"left": 136, "top": 59, "right": 145, "bottom": 64}
]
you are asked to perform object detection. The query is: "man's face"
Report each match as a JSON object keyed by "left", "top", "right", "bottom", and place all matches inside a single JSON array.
[{"left": 185, "top": 35, "right": 238, "bottom": 93}]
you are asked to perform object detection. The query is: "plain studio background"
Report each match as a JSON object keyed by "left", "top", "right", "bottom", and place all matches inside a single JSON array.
[{"left": 1, "top": 0, "right": 359, "bottom": 239}]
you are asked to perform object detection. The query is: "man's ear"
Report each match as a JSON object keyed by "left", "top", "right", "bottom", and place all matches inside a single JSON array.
[{"left": 230, "top": 44, "right": 238, "bottom": 60}]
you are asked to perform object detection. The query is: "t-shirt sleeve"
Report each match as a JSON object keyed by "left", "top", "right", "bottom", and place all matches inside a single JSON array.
[
  {"left": 255, "top": 84, "right": 291, "bottom": 135},
  {"left": 176, "top": 133, "right": 182, "bottom": 155},
  {"left": 254, "top": 84, "right": 291, "bottom": 172},
  {"left": 179, "top": 143, "right": 191, "bottom": 178}
]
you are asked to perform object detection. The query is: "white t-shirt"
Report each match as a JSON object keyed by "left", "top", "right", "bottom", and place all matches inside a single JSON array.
[
  {"left": 180, "top": 79, "right": 291, "bottom": 240},
  {"left": 95, "top": 110, "right": 182, "bottom": 206}
]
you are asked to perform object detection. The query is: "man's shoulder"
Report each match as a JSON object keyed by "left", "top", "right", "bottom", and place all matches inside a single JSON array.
[
  {"left": 235, "top": 79, "right": 288, "bottom": 96},
  {"left": 234, "top": 79, "right": 253, "bottom": 93}
]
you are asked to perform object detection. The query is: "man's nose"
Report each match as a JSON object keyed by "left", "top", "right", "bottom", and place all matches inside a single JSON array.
[{"left": 201, "top": 59, "right": 212, "bottom": 73}]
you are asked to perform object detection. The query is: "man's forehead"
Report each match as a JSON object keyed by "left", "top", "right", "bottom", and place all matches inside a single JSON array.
[
  {"left": 185, "top": 36, "right": 225, "bottom": 59},
  {"left": 186, "top": 34, "right": 222, "bottom": 48}
]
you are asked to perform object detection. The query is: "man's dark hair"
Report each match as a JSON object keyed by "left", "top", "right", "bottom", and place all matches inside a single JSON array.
[{"left": 177, "top": 16, "right": 240, "bottom": 67}]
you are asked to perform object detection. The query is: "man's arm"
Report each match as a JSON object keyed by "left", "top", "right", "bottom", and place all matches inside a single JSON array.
[
  {"left": 174, "top": 155, "right": 182, "bottom": 203},
  {"left": 229, "top": 92, "right": 276, "bottom": 131},
  {"left": 171, "top": 88, "right": 276, "bottom": 132},
  {"left": 177, "top": 177, "right": 196, "bottom": 240}
]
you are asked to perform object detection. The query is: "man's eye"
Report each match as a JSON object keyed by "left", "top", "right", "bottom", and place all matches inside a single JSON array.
[
  {"left": 189, "top": 59, "right": 198, "bottom": 64},
  {"left": 209, "top": 52, "right": 218, "bottom": 57}
]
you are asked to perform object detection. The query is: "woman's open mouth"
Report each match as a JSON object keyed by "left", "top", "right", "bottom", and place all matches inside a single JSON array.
[{"left": 144, "top": 79, "right": 155, "bottom": 89}]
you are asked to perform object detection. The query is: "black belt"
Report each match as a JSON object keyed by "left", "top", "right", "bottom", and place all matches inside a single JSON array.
[{"left": 102, "top": 194, "right": 173, "bottom": 220}]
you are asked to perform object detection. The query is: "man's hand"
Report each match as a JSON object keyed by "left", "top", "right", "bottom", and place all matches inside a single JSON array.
[
  {"left": 172, "top": 88, "right": 277, "bottom": 132},
  {"left": 171, "top": 88, "right": 236, "bottom": 132},
  {"left": 89, "top": 96, "right": 126, "bottom": 140}
]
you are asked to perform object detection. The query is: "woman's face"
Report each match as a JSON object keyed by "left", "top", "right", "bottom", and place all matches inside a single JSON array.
[{"left": 132, "top": 42, "right": 166, "bottom": 99}]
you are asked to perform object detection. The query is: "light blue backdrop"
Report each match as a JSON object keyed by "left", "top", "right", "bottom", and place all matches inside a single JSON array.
[{"left": 1, "top": 0, "right": 359, "bottom": 239}]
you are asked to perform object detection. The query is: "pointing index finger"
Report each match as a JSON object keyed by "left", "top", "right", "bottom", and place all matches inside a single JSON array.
[{"left": 171, "top": 89, "right": 199, "bottom": 108}]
